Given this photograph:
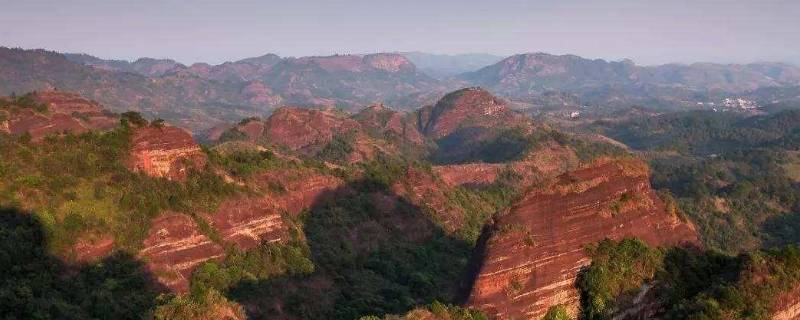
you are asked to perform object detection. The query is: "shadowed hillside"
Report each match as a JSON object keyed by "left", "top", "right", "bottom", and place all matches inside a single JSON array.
[{"left": 0, "top": 206, "right": 163, "bottom": 319}]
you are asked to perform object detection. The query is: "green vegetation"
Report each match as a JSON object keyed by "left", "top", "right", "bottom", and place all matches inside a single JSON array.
[
  {"left": 0, "top": 92, "right": 49, "bottom": 113},
  {"left": 316, "top": 133, "right": 356, "bottom": 163},
  {"left": 190, "top": 242, "right": 314, "bottom": 295},
  {"left": 207, "top": 147, "right": 285, "bottom": 178},
  {"left": 431, "top": 126, "right": 627, "bottom": 165},
  {"left": 0, "top": 207, "right": 159, "bottom": 319},
  {"left": 361, "top": 301, "right": 488, "bottom": 320},
  {"left": 578, "top": 239, "right": 664, "bottom": 319},
  {"left": 0, "top": 124, "right": 239, "bottom": 253},
  {"left": 578, "top": 238, "right": 800, "bottom": 320},
  {"left": 154, "top": 289, "right": 245, "bottom": 320},
  {"left": 543, "top": 305, "right": 572, "bottom": 320},
  {"left": 225, "top": 172, "right": 474, "bottom": 319},
  {"left": 591, "top": 110, "right": 800, "bottom": 253}
]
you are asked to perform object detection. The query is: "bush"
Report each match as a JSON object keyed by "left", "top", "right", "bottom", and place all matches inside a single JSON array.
[{"left": 543, "top": 305, "right": 571, "bottom": 320}]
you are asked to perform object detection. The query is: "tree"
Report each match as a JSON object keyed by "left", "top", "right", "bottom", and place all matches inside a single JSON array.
[{"left": 120, "top": 111, "right": 148, "bottom": 127}]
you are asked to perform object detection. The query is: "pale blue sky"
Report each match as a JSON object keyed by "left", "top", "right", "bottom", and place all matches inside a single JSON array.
[{"left": 1, "top": 0, "right": 798, "bottom": 65}]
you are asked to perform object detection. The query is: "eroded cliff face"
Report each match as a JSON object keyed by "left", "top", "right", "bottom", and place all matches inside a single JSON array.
[
  {"left": 138, "top": 167, "right": 344, "bottom": 292},
  {"left": 139, "top": 213, "right": 226, "bottom": 292},
  {"left": 127, "top": 125, "right": 207, "bottom": 180},
  {"left": 203, "top": 197, "right": 286, "bottom": 250},
  {"left": 467, "top": 158, "right": 699, "bottom": 319}
]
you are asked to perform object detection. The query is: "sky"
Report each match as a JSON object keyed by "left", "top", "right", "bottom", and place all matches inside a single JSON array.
[{"left": 0, "top": 0, "right": 798, "bottom": 66}]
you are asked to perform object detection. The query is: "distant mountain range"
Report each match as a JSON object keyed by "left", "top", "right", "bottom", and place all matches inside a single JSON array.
[
  {"left": 2, "top": 47, "right": 799, "bottom": 131},
  {"left": 461, "top": 53, "right": 800, "bottom": 109}
]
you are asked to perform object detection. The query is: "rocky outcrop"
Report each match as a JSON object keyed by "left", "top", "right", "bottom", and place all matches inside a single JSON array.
[
  {"left": 363, "top": 53, "right": 415, "bottom": 72},
  {"left": 139, "top": 213, "right": 226, "bottom": 292},
  {"left": 255, "top": 169, "right": 345, "bottom": 215},
  {"left": 128, "top": 125, "right": 207, "bottom": 180},
  {"left": 392, "top": 167, "right": 466, "bottom": 233},
  {"left": 262, "top": 107, "right": 360, "bottom": 152},
  {"left": 69, "top": 235, "right": 115, "bottom": 263},
  {"left": 203, "top": 197, "right": 286, "bottom": 250},
  {"left": 433, "top": 143, "right": 579, "bottom": 189},
  {"left": 467, "top": 158, "right": 699, "bottom": 319},
  {"left": 354, "top": 104, "right": 426, "bottom": 146},
  {"left": 773, "top": 285, "right": 800, "bottom": 320},
  {"left": 420, "top": 87, "right": 533, "bottom": 140},
  {"left": 2, "top": 91, "right": 118, "bottom": 140}
]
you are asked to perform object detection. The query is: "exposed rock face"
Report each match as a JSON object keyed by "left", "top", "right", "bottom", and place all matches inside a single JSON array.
[
  {"left": 139, "top": 213, "right": 226, "bottom": 292},
  {"left": 2, "top": 91, "right": 118, "bottom": 140},
  {"left": 364, "top": 53, "right": 415, "bottom": 72},
  {"left": 773, "top": 285, "right": 800, "bottom": 320},
  {"left": 391, "top": 167, "right": 466, "bottom": 233},
  {"left": 354, "top": 104, "right": 426, "bottom": 146},
  {"left": 417, "top": 87, "right": 548, "bottom": 164},
  {"left": 467, "top": 159, "right": 699, "bottom": 319},
  {"left": 69, "top": 235, "right": 115, "bottom": 263},
  {"left": 139, "top": 167, "right": 343, "bottom": 292},
  {"left": 433, "top": 143, "right": 579, "bottom": 189},
  {"left": 255, "top": 169, "right": 346, "bottom": 215},
  {"left": 203, "top": 197, "right": 286, "bottom": 250},
  {"left": 420, "top": 88, "right": 531, "bottom": 139},
  {"left": 128, "top": 125, "right": 207, "bottom": 180},
  {"left": 420, "top": 87, "right": 533, "bottom": 140},
  {"left": 262, "top": 107, "right": 360, "bottom": 152}
]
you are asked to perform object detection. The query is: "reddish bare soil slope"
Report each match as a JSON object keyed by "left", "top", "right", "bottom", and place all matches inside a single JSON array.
[{"left": 467, "top": 158, "right": 699, "bottom": 319}]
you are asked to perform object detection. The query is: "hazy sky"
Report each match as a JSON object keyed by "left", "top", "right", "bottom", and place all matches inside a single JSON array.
[{"left": 1, "top": 0, "right": 798, "bottom": 65}]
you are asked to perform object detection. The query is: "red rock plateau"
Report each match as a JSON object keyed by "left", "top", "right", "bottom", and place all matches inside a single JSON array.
[
  {"left": 420, "top": 87, "right": 534, "bottom": 140},
  {"left": 127, "top": 125, "right": 207, "bottom": 180},
  {"left": 467, "top": 158, "right": 699, "bottom": 319},
  {"left": 1, "top": 91, "right": 118, "bottom": 140}
]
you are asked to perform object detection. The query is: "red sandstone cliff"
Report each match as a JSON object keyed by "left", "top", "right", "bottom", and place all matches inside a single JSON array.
[
  {"left": 127, "top": 125, "right": 207, "bottom": 180},
  {"left": 138, "top": 166, "right": 344, "bottom": 292},
  {"left": 467, "top": 158, "right": 699, "bottom": 319},
  {"left": 139, "top": 213, "right": 226, "bottom": 292}
]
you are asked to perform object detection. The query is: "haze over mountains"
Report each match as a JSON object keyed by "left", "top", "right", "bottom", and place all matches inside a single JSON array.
[{"left": 2, "top": 46, "right": 800, "bottom": 133}]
